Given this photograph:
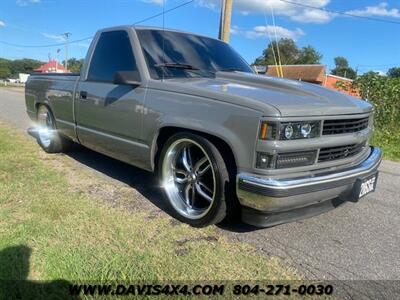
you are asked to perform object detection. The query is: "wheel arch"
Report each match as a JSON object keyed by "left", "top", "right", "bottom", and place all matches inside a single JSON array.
[
  {"left": 35, "top": 101, "right": 53, "bottom": 119},
  {"left": 153, "top": 126, "right": 237, "bottom": 177}
]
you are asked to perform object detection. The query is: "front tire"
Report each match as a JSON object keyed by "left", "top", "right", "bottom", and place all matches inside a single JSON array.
[
  {"left": 159, "top": 132, "right": 231, "bottom": 227},
  {"left": 36, "top": 105, "right": 71, "bottom": 153}
]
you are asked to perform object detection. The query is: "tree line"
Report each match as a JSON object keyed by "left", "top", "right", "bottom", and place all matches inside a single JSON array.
[
  {"left": 253, "top": 38, "right": 400, "bottom": 80},
  {"left": 0, "top": 58, "right": 84, "bottom": 79},
  {"left": 0, "top": 58, "right": 43, "bottom": 79}
]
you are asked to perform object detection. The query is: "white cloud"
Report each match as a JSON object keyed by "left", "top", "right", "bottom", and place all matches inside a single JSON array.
[
  {"left": 75, "top": 41, "right": 92, "bottom": 48},
  {"left": 290, "top": 8, "right": 333, "bottom": 23},
  {"left": 16, "top": 0, "right": 41, "bottom": 6},
  {"left": 198, "top": 0, "right": 334, "bottom": 24},
  {"left": 0, "top": 21, "right": 5, "bottom": 27},
  {"left": 141, "top": 0, "right": 165, "bottom": 5},
  {"left": 247, "top": 25, "right": 305, "bottom": 40},
  {"left": 346, "top": 2, "right": 400, "bottom": 18},
  {"left": 141, "top": 0, "right": 400, "bottom": 24},
  {"left": 42, "top": 33, "right": 66, "bottom": 42},
  {"left": 373, "top": 70, "right": 386, "bottom": 76},
  {"left": 196, "top": 0, "right": 217, "bottom": 10},
  {"left": 233, "top": 25, "right": 305, "bottom": 41},
  {"left": 230, "top": 25, "right": 240, "bottom": 35}
]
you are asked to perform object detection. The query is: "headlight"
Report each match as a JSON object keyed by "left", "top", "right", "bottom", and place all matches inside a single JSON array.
[
  {"left": 280, "top": 121, "right": 320, "bottom": 140},
  {"left": 284, "top": 124, "right": 294, "bottom": 139},
  {"left": 259, "top": 121, "right": 321, "bottom": 140}
]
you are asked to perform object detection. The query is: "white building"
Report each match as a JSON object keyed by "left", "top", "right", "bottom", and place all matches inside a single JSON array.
[{"left": 19, "top": 73, "right": 30, "bottom": 83}]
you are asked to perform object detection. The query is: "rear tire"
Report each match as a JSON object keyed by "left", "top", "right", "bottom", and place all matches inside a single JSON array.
[
  {"left": 36, "top": 105, "right": 72, "bottom": 153},
  {"left": 158, "top": 132, "right": 232, "bottom": 227}
]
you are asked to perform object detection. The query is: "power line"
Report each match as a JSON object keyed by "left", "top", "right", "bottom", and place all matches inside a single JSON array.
[
  {"left": 132, "top": 0, "right": 194, "bottom": 25},
  {"left": 0, "top": 0, "right": 195, "bottom": 49},
  {"left": 0, "top": 36, "right": 92, "bottom": 48},
  {"left": 279, "top": 0, "right": 400, "bottom": 25}
]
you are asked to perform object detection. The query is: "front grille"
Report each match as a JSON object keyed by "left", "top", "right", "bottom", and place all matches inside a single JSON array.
[
  {"left": 318, "top": 143, "right": 365, "bottom": 163},
  {"left": 323, "top": 117, "right": 369, "bottom": 135}
]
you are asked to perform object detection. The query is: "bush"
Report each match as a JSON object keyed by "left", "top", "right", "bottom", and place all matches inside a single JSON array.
[
  {"left": 352, "top": 72, "right": 400, "bottom": 128},
  {"left": 371, "top": 127, "right": 400, "bottom": 161},
  {"left": 336, "top": 72, "right": 400, "bottom": 160},
  {"left": 349, "top": 72, "right": 400, "bottom": 160}
]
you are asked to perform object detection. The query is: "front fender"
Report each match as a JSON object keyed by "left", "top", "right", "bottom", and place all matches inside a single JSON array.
[{"left": 143, "top": 90, "right": 263, "bottom": 172}]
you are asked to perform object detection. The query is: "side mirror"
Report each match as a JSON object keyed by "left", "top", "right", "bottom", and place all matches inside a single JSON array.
[{"left": 113, "top": 71, "right": 141, "bottom": 87}]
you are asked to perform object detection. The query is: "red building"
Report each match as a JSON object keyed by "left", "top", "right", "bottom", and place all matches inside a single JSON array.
[
  {"left": 324, "top": 74, "right": 359, "bottom": 98},
  {"left": 267, "top": 64, "right": 326, "bottom": 84},
  {"left": 34, "top": 60, "right": 68, "bottom": 73},
  {"left": 265, "top": 64, "right": 359, "bottom": 98}
]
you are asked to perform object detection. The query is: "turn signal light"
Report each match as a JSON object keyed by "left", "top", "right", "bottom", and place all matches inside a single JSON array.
[{"left": 259, "top": 122, "right": 277, "bottom": 140}]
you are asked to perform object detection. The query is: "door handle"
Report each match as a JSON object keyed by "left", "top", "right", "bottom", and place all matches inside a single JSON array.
[{"left": 80, "top": 91, "right": 87, "bottom": 100}]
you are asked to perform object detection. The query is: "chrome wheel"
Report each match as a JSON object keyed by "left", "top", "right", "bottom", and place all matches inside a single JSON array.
[
  {"left": 37, "top": 106, "right": 56, "bottom": 148},
  {"left": 162, "top": 139, "right": 216, "bottom": 220}
]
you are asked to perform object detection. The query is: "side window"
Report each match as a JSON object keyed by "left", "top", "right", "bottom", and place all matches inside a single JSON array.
[{"left": 87, "top": 31, "right": 138, "bottom": 82}]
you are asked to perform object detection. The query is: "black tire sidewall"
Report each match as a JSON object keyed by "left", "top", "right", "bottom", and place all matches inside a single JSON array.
[{"left": 158, "top": 132, "right": 229, "bottom": 227}]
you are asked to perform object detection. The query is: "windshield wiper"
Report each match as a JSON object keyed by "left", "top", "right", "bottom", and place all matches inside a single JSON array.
[
  {"left": 155, "top": 62, "right": 215, "bottom": 78},
  {"left": 217, "top": 67, "right": 243, "bottom": 73},
  {"left": 155, "top": 62, "right": 200, "bottom": 70}
]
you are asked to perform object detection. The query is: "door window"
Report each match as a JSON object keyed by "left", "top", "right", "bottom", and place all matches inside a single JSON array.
[{"left": 87, "top": 31, "right": 138, "bottom": 82}]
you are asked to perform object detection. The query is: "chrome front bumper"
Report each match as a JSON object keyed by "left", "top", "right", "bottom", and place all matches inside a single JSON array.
[{"left": 237, "top": 147, "right": 382, "bottom": 227}]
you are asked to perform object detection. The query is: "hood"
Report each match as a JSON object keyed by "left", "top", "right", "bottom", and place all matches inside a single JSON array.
[{"left": 149, "top": 72, "right": 372, "bottom": 117}]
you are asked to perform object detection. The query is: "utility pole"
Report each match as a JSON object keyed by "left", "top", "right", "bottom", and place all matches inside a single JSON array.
[
  {"left": 218, "top": 0, "right": 233, "bottom": 43},
  {"left": 62, "top": 32, "right": 71, "bottom": 71}
]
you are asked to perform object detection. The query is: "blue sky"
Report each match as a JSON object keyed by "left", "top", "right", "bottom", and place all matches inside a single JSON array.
[{"left": 0, "top": 0, "right": 399, "bottom": 73}]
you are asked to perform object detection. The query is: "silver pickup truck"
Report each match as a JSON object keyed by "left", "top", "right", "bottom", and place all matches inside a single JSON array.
[{"left": 25, "top": 26, "right": 382, "bottom": 227}]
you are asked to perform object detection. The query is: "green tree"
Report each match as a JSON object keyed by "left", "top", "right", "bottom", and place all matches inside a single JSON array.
[
  {"left": 297, "top": 46, "right": 322, "bottom": 65},
  {"left": 387, "top": 67, "right": 400, "bottom": 78},
  {"left": 62, "top": 58, "right": 84, "bottom": 73},
  {"left": 274, "top": 39, "right": 300, "bottom": 65},
  {"left": 253, "top": 38, "right": 299, "bottom": 66},
  {"left": 253, "top": 39, "right": 322, "bottom": 66},
  {"left": 10, "top": 58, "right": 43, "bottom": 75},
  {"left": 0, "top": 58, "right": 12, "bottom": 79},
  {"left": 333, "top": 56, "right": 348, "bottom": 68},
  {"left": 331, "top": 56, "right": 357, "bottom": 79}
]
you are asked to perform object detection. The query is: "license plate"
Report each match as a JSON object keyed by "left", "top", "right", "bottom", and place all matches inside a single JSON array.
[{"left": 353, "top": 173, "right": 378, "bottom": 201}]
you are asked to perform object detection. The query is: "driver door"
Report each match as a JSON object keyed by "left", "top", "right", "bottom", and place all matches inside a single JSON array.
[{"left": 75, "top": 30, "right": 148, "bottom": 168}]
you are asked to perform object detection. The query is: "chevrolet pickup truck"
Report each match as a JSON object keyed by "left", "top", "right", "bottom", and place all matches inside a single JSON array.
[{"left": 25, "top": 26, "right": 382, "bottom": 227}]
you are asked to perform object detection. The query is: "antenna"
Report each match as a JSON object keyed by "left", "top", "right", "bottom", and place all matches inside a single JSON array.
[
  {"left": 270, "top": 6, "right": 283, "bottom": 77},
  {"left": 263, "top": 10, "right": 279, "bottom": 73},
  {"left": 162, "top": 0, "right": 166, "bottom": 82}
]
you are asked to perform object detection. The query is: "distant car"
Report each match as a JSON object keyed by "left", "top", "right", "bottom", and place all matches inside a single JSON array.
[{"left": 25, "top": 26, "right": 381, "bottom": 227}]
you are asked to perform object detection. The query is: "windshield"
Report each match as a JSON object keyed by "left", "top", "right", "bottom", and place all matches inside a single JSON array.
[{"left": 136, "top": 29, "right": 254, "bottom": 79}]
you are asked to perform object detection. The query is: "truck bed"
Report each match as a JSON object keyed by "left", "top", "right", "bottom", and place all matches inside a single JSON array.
[{"left": 25, "top": 73, "right": 80, "bottom": 140}]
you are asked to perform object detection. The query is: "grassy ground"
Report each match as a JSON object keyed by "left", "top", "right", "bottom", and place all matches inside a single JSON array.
[
  {"left": 0, "top": 123, "right": 297, "bottom": 298},
  {"left": 371, "top": 127, "right": 400, "bottom": 161},
  {"left": 0, "top": 83, "right": 24, "bottom": 88}
]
